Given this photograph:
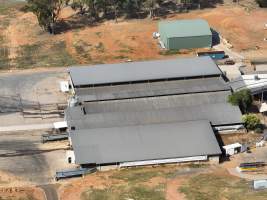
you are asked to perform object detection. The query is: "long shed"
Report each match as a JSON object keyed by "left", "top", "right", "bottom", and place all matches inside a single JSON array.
[
  {"left": 68, "top": 56, "right": 221, "bottom": 88},
  {"left": 70, "top": 120, "right": 221, "bottom": 166},
  {"left": 159, "top": 19, "right": 212, "bottom": 50}
]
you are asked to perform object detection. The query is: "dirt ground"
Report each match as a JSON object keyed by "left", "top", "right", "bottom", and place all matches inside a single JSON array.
[
  {"left": 220, "top": 131, "right": 262, "bottom": 146},
  {"left": 1, "top": 2, "right": 267, "bottom": 69},
  {"left": 58, "top": 165, "right": 209, "bottom": 200},
  {"left": 0, "top": 186, "right": 45, "bottom": 200}
]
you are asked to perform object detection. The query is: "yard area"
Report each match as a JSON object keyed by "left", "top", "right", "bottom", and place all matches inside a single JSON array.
[
  {"left": 58, "top": 164, "right": 267, "bottom": 200},
  {"left": 0, "top": 1, "right": 267, "bottom": 70},
  {"left": 179, "top": 171, "right": 267, "bottom": 200},
  {"left": 0, "top": 186, "right": 44, "bottom": 200}
]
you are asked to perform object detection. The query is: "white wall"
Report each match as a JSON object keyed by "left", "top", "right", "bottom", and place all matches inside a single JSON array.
[
  {"left": 119, "top": 155, "right": 208, "bottom": 167},
  {"left": 66, "top": 150, "right": 75, "bottom": 164}
]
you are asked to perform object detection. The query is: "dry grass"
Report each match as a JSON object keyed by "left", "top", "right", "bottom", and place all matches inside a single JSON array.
[
  {"left": 179, "top": 172, "right": 267, "bottom": 200},
  {"left": 0, "top": 2, "right": 267, "bottom": 67}
]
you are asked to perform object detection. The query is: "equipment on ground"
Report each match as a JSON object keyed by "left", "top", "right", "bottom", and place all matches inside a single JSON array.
[
  {"left": 55, "top": 167, "right": 97, "bottom": 181},
  {"left": 42, "top": 133, "right": 68, "bottom": 143}
]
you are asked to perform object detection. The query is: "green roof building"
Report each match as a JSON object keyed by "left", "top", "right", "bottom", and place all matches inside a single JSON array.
[{"left": 159, "top": 19, "right": 212, "bottom": 50}]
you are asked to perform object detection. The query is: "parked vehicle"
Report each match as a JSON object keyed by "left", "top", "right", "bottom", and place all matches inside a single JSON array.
[{"left": 224, "top": 59, "right": 235, "bottom": 65}]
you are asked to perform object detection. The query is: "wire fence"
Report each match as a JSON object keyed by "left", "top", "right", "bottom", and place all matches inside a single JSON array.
[{"left": 0, "top": 93, "right": 66, "bottom": 119}]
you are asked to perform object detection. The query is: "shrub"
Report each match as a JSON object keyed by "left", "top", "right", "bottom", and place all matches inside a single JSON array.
[{"left": 242, "top": 114, "right": 261, "bottom": 131}]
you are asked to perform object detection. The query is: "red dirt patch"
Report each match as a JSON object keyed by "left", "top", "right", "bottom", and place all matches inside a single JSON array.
[
  {"left": 166, "top": 178, "right": 186, "bottom": 200},
  {"left": 2, "top": 4, "right": 267, "bottom": 68},
  {"left": 0, "top": 186, "right": 45, "bottom": 200},
  {"left": 58, "top": 171, "right": 114, "bottom": 200}
]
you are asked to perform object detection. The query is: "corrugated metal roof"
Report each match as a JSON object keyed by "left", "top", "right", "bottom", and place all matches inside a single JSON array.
[
  {"left": 83, "top": 91, "right": 231, "bottom": 114},
  {"left": 66, "top": 103, "right": 242, "bottom": 129},
  {"left": 75, "top": 77, "right": 230, "bottom": 102},
  {"left": 158, "top": 19, "right": 212, "bottom": 38},
  {"left": 70, "top": 120, "right": 222, "bottom": 165},
  {"left": 230, "top": 74, "right": 267, "bottom": 94},
  {"left": 65, "top": 91, "right": 242, "bottom": 128},
  {"left": 68, "top": 57, "right": 222, "bottom": 87}
]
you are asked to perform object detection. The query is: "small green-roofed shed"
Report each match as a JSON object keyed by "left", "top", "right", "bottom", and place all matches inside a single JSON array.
[{"left": 159, "top": 19, "right": 212, "bottom": 50}]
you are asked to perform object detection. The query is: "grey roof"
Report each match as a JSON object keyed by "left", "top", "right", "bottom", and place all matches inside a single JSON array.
[
  {"left": 68, "top": 57, "right": 222, "bottom": 87},
  {"left": 65, "top": 91, "right": 243, "bottom": 128},
  {"left": 70, "top": 120, "right": 222, "bottom": 165},
  {"left": 230, "top": 77, "right": 246, "bottom": 92},
  {"left": 158, "top": 19, "right": 212, "bottom": 38},
  {"left": 230, "top": 76, "right": 267, "bottom": 95},
  {"left": 83, "top": 91, "right": 230, "bottom": 113},
  {"left": 75, "top": 77, "right": 230, "bottom": 102}
]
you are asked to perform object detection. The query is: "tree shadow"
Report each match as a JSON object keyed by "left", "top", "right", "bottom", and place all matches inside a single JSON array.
[
  {"left": 199, "top": 0, "right": 224, "bottom": 8},
  {"left": 211, "top": 28, "right": 220, "bottom": 46},
  {"left": 54, "top": 14, "right": 98, "bottom": 34},
  {"left": 52, "top": 1, "right": 225, "bottom": 33}
]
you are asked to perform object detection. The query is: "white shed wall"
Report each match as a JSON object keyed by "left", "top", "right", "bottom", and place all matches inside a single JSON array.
[{"left": 119, "top": 155, "right": 208, "bottom": 167}]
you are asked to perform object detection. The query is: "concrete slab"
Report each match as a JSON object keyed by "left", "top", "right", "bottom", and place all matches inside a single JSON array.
[{"left": 0, "top": 123, "right": 54, "bottom": 132}]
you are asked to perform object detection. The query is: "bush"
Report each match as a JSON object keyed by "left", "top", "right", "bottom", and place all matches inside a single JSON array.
[
  {"left": 256, "top": 0, "right": 267, "bottom": 7},
  {"left": 242, "top": 114, "right": 261, "bottom": 131},
  {"left": 228, "top": 89, "right": 252, "bottom": 113}
]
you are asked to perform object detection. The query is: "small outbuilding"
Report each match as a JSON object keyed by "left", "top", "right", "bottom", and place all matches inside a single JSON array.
[
  {"left": 254, "top": 180, "right": 267, "bottom": 190},
  {"left": 223, "top": 143, "right": 242, "bottom": 156},
  {"left": 158, "top": 19, "right": 212, "bottom": 50}
]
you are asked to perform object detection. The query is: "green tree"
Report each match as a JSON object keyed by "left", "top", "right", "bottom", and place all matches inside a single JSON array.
[
  {"left": 228, "top": 89, "right": 253, "bottom": 113},
  {"left": 256, "top": 0, "right": 267, "bottom": 7},
  {"left": 71, "top": 0, "right": 87, "bottom": 14},
  {"left": 26, "top": 0, "right": 65, "bottom": 34},
  {"left": 242, "top": 114, "right": 261, "bottom": 130},
  {"left": 123, "top": 0, "right": 142, "bottom": 18},
  {"left": 143, "top": 0, "right": 162, "bottom": 19}
]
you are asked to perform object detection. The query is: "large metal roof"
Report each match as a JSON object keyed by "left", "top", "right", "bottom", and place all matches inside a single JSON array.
[
  {"left": 158, "top": 19, "right": 212, "bottom": 38},
  {"left": 68, "top": 57, "right": 222, "bottom": 87},
  {"left": 65, "top": 91, "right": 242, "bottom": 128},
  {"left": 70, "top": 120, "right": 222, "bottom": 165},
  {"left": 75, "top": 77, "right": 230, "bottom": 102}
]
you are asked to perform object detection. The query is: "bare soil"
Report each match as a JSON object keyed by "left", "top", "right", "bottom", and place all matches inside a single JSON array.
[
  {"left": 166, "top": 178, "right": 186, "bottom": 200},
  {"left": 0, "top": 186, "right": 45, "bottom": 200},
  {"left": 1, "top": 3, "right": 267, "bottom": 69},
  {"left": 220, "top": 132, "right": 262, "bottom": 146}
]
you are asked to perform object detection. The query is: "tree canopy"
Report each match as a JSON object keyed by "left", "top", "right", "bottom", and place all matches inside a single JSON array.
[
  {"left": 256, "top": 0, "right": 267, "bottom": 7},
  {"left": 228, "top": 89, "right": 253, "bottom": 113},
  {"left": 242, "top": 114, "right": 261, "bottom": 131},
  {"left": 25, "top": 0, "right": 224, "bottom": 34},
  {"left": 26, "top": 0, "right": 65, "bottom": 34}
]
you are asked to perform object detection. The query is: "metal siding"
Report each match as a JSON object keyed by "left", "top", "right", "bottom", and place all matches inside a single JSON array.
[
  {"left": 158, "top": 19, "right": 212, "bottom": 38},
  {"left": 119, "top": 156, "right": 208, "bottom": 167},
  {"left": 159, "top": 23, "right": 168, "bottom": 48},
  {"left": 168, "top": 35, "right": 212, "bottom": 50}
]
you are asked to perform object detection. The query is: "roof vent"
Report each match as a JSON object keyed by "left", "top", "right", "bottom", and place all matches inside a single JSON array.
[{"left": 254, "top": 75, "right": 260, "bottom": 80}]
